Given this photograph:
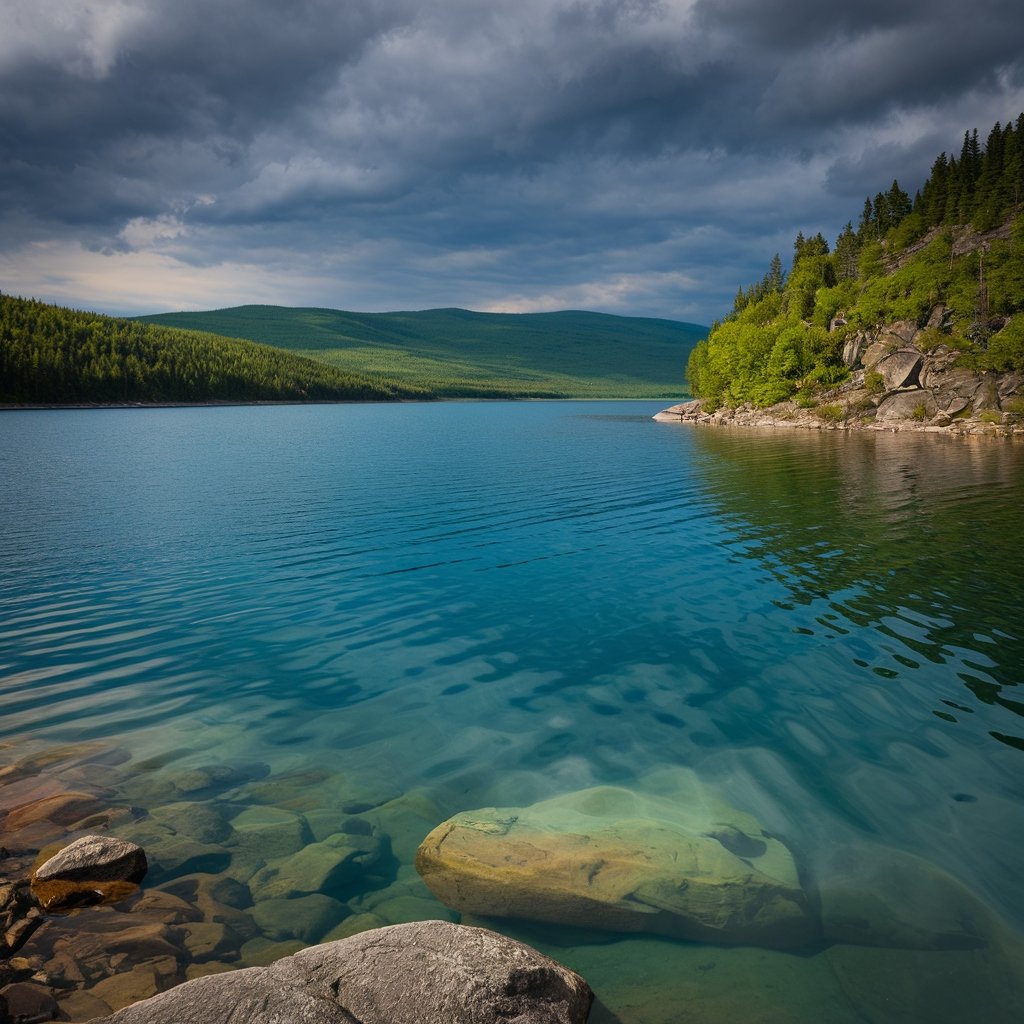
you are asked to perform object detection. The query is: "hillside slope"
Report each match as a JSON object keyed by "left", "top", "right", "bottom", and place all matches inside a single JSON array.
[
  {"left": 137, "top": 306, "right": 705, "bottom": 398},
  {"left": 0, "top": 295, "right": 420, "bottom": 405},
  {"left": 686, "top": 115, "right": 1024, "bottom": 421}
]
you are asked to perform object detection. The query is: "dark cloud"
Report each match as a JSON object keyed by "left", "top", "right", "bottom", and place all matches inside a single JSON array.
[{"left": 1, "top": 0, "right": 1022, "bottom": 322}]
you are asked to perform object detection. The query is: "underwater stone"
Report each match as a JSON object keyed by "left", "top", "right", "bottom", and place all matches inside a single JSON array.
[
  {"left": 249, "top": 831, "right": 381, "bottom": 901},
  {"left": 819, "top": 845, "right": 993, "bottom": 950},
  {"left": 416, "top": 774, "right": 816, "bottom": 949},
  {"left": 31, "top": 835, "right": 148, "bottom": 911}
]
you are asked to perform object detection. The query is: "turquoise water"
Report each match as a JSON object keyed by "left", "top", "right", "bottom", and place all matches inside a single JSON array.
[{"left": 2, "top": 401, "right": 1024, "bottom": 1022}]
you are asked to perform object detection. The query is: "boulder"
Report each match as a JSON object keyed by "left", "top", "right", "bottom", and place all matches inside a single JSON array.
[
  {"left": 251, "top": 893, "right": 348, "bottom": 943},
  {"left": 860, "top": 340, "right": 889, "bottom": 371},
  {"left": 841, "top": 334, "right": 864, "bottom": 368},
  {"left": 881, "top": 319, "right": 920, "bottom": 345},
  {"left": 31, "top": 835, "right": 147, "bottom": 911},
  {"left": 249, "top": 831, "right": 381, "bottom": 901},
  {"left": 874, "top": 390, "right": 937, "bottom": 424},
  {"left": 819, "top": 846, "right": 991, "bottom": 950},
  {"left": 91, "top": 921, "right": 593, "bottom": 1024},
  {"left": 416, "top": 776, "right": 816, "bottom": 949},
  {"left": 0, "top": 982, "right": 58, "bottom": 1023},
  {"left": 229, "top": 805, "right": 312, "bottom": 859},
  {"left": 877, "top": 349, "right": 923, "bottom": 390}
]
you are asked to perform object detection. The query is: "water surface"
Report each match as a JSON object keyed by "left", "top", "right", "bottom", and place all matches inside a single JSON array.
[{"left": 2, "top": 402, "right": 1023, "bottom": 1022}]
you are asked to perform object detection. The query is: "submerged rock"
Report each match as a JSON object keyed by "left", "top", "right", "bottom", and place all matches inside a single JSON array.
[
  {"left": 819, "top": 845, "right": 992, "bottom": 951},
  {"left": 416, "top": 773, "right": 817, "bottom": 949},
  {"left": 91, "top": 921, "right": 593, "bottom": 1024},
  {"left": 31, "top": 835, "right": 148, "bottom": 911}
]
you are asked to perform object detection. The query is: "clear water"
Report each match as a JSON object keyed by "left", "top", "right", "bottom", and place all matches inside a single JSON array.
[{"left": 2, "top": 401, "right": 1024, "bottom": 1022}]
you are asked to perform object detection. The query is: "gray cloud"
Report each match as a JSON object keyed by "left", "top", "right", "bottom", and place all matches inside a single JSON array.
[{"left": 1, "top": 0, "right": 1022, "bottom": 322}]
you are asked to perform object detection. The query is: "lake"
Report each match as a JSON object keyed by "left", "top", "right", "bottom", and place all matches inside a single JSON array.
[{"left": 2, "top": 401, "right": 1023, "bottom": 1023}]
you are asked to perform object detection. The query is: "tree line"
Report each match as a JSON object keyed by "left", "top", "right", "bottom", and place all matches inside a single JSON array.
[
  {"left": 0, "top": 295, "right": 424, "bottom": 405},
  {"left": 688, "top": 115, "right": 1024, "bottom": 409}
]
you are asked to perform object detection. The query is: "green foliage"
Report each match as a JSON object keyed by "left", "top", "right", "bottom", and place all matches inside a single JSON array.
[
  {"left": 864, "top": 370, "right": 885, "bottom": 394},
  {"left": 979, "top": 410, "right": 1004, "bottom": 424},
  {"left": 0, "top": 295, "right": 421, "bottom": 405},
  {"left": 138, "top": 306, "right": 706, "bottom": 400},
  {"left": 961, "top": 315, "right": 1024, "bottom": 373},
  {"left": 814, "top": 404, "right": 845, "bottom": 423},
  {"left": 912, "top": 403, "right": 929, "bottom": 421},
  {"left": 689, "top": 114, "right": 1024, "bottom": 405}
]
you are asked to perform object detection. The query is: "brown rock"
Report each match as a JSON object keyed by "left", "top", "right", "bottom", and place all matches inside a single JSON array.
[
  {"left": 4, "top": 793, "right": 103, "bottom": 831},
  {"left": 87, "top": 966, "right": 162, "bottom": 1012},
  {"left": 56, "top": 989, "right": 113, "bottom": 1022},
  {"left": 0, "top": 982, "right": 58, "bottom": 1023},
  {"left": 179, "top": 922, "right": 242, "bottom": 963},
  {"left": 31, "top": 835, "right": 147, "bottom": 912}
]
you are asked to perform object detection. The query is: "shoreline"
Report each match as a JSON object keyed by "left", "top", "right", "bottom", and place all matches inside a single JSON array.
[
  {"left": 654, "top": 398, "right": 1024, "bottom": 438},
  {"left": 0, "top": 396, "right": 686, "bottom": 412}
]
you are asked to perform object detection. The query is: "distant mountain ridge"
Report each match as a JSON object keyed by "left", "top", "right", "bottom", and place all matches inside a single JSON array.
[{"left": 136, "top": 305, "right": 705, "bottom": 398}]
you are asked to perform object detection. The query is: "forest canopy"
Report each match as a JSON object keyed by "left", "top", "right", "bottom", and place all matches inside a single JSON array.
[
  {"left": 687, "top": 115, "right": 1024, "bottom": 409},
  {"left": 0, "top": 295, "right": 423, "bottom": 405}
]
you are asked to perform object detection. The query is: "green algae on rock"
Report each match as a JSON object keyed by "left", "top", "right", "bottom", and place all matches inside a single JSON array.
[{"left": 416, "top": 772, "right": 817, "bottom": 949}]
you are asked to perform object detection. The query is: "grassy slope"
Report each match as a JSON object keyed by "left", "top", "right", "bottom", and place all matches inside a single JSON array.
[{"left": 136, "top": 306, "right": 706, "bottom": 398}]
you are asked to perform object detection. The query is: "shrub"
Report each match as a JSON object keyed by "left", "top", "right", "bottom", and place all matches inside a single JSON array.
[
  {"left": 864, "top": 370, "right": 885, "bottom": 394},
  {"left": 814, "top": 403, "right": 845, "bottom": 423},
  {"left": 979, "top": 410, "right": 1004, "bottom": 424},
  {"left": 912, "top": 403, "right": 928, "bottom": 421},
  {"left": 915, "top": 327, "right": 947, "bottom": 352}
]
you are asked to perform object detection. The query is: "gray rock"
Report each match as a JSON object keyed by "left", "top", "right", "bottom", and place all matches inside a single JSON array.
[
  {"left": 860, "top": 340, "right": 889, "bottom": 370},
  {"left": 33, "top": 835, "right": 147, "bottom": 885},
  {"left": 877, "top": 349, "right": 923, "bottom": 390},
  {"left": 842, "top": 334, "right": 864, "bottom": 368},
  {"left": 875, "top": 390, "right": 937, "bottom": 423},
  {"left": 882, "top": 319, "right": 920, "bottom": 344},
  {"left": 92, "top": 921, "right": 593, "bottom": 1024}
]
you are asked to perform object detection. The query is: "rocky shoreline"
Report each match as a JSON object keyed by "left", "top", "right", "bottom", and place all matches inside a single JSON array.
[{"left": 656, "top": 311, "right": 1023, "bottom": 437}]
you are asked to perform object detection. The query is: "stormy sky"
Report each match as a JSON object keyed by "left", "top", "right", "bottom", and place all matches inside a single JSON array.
[{"left": 2, "top": 1, "right": 1023, "bottom": 324}]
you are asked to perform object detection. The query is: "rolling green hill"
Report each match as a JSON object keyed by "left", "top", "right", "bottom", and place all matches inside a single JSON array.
[
  {"left": 136, "top": 306, "right": 705, "bottom": 398},
  {"left": 0, "top": 294, "right": 421, "bottom": 405}
]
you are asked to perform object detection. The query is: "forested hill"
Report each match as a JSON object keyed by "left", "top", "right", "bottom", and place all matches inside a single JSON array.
[
  {"left": 687, "top": 115, "right": 1024, "bottom": 410},
  {"left": 0, "top": 295, "right": 421, "bottom": 405},
  {"left": 136, "top": 306, "right": 705, "bottom": 398}
]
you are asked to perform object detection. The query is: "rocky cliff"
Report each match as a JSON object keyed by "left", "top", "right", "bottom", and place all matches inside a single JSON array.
[{"left": 660, "top": 309, "right": 1023, "bottom": 436}]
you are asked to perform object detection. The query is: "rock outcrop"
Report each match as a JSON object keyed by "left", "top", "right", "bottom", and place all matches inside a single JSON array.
[
  {"left": 657, "top": 307, "right": 1023, "bottom": 435},
  {"left": 416, "top": 773, "right": 817, "bottom": 949},
  {"left": 90, "top": 921, "right": 593, "bottom": 1024}
]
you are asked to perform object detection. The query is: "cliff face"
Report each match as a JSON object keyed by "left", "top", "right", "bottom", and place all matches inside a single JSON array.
[{"left": 658, "top": 312, "right": 1022, "bottom": 436}]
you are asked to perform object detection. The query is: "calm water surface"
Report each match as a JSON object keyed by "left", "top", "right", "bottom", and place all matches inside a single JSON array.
[{"left": 2, "top": 402, "right": 1023, "bottom": 1022}]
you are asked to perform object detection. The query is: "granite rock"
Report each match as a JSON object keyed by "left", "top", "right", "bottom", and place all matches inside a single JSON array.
[{"left": 92, "top": 921, "right": 593, "bottom": 1024}]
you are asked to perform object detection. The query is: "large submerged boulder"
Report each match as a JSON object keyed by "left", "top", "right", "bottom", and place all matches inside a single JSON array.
[
  {"left": 91, "top": 921, "right": 593, "bottom": 1024},
  {"left": 416, "top": 772, "right": 816, "bottom": 949}
]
